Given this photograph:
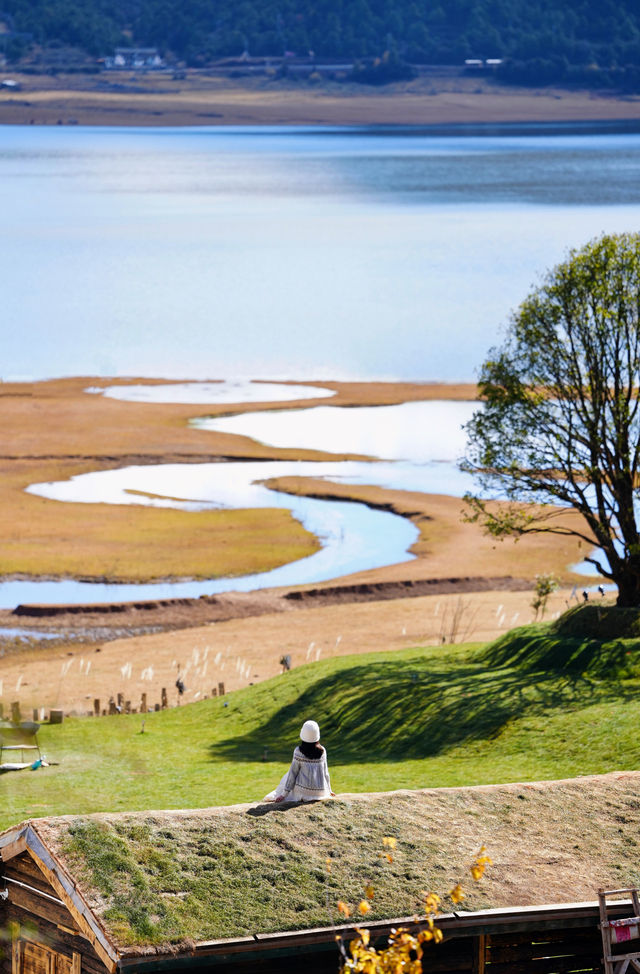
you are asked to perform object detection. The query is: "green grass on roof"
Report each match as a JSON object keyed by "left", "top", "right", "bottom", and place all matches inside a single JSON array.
[{"left": 35, "top": 772, "right": 640, "bottom": 950}]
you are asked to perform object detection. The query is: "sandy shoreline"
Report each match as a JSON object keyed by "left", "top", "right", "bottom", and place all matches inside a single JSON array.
[{"left": 1, "top": 72, "right": 640, "bottom": 127}]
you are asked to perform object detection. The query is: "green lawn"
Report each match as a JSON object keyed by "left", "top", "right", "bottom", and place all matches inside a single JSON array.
[{"left": 2, "top": 618, "right": 640, "bottom": 831}]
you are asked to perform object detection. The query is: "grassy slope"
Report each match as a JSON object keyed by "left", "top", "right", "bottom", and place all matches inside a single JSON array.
[
  {"left": 3, "top": 625, "right": 640, "bottom": 830},
  {"left": 33, "top": 773, "right": 640, "bottom": 948}
]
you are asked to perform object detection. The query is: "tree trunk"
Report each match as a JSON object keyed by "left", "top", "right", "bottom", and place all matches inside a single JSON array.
[{"left": 614, "top": 568, "right": 640, "bottom": 607}]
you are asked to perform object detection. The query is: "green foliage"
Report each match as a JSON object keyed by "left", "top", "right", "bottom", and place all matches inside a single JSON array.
[
  {"left": 531, "top": 573, "right": 559, "bottom": 620},
  {"left": 463, "top": 233, "right": 640, "bottom": 607},
  {"left": 2, "top": 0, "right": 640, "bottom": 87}
]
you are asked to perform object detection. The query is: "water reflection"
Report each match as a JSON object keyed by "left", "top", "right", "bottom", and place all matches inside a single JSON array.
[
  {"left": 194, "top": 400, "right": 475, "bottom": 461},
  {"left": 87, "top": 380, "right": 335, "bottom": 404}
]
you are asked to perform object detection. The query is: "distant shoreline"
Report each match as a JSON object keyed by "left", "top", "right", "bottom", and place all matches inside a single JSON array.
[{"left": 1, "top": 71, "right": 640, "bottom": 127}]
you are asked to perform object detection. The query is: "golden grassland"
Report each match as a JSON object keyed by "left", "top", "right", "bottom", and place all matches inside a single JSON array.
[
  {"left": 1, "top": 71, "right": 640, "bottom": 127},
  {"left": 0, "top": 459, "right": 318, "bottom": 581},
  {"left": 268, "top": 477, "right": 587, "bottom": 586},
  {"left": 0, "top": 377, "right": 589, "bottom": 583},
  {"left": 1, "top": 376, "right": 482, "bottom": 582}
]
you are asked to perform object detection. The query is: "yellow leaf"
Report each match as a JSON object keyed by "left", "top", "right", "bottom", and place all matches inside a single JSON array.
[
  {"left": 449, "top": 884, "right": 465, "bottom": 904},
  {"left": 424, "top": 892, "right": 441, "bottom": 914},
  {"left": 364, "top": 883, "right": 375, "bottom": 900},
  {"left": 337, "top": 900, "right": 351, "bottom": 918},
  {"left": 385, "top": 853, "right": 394, "bottom": 863},
  {"left": 358, "top": 900, "right": 371, "bottom": 915},
  {"left": 382, "top": 837, "right": 397, "bottom": 849},
  {"left": 434, "top": 928, "right": 444, "bottom": 943},
  {"left": 325, "top": 857, "right": 332, "bottom": 874}
]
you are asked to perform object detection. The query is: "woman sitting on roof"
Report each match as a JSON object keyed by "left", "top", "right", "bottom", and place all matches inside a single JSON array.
[{"left": 265, "top": 720, "right": 335, "bottom": 803}]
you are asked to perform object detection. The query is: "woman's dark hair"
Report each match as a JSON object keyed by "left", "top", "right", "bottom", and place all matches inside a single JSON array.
[{"left": 299, "top": 740, "right": 324, "bottom": 759}]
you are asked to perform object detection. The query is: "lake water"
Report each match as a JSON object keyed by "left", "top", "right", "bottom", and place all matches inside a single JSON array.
[{"left": 3, "top": 124, "right": 640, "bottom": 382}]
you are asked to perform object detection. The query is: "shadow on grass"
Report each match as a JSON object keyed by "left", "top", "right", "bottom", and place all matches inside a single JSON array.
[
  {"left": 482, "top": 627, "right": 640, "bottom": 677},
  {"left": 246, "top": 801, "right": 322, "bottom": 817},
  {"left": 209, "top": 654, "right": 635, "bottom": 766}
]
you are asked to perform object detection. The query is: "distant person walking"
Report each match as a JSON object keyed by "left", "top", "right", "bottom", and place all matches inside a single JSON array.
[{"left": 265, "top": 720, "right": 335, "bottom": 803}]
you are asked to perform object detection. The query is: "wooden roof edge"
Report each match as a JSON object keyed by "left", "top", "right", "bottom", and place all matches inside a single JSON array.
[
  {"left": 0, "top": 821, "right": 120, "bottom": 973},
  {"left": 116, "top": 898, "right": 623, "bottom": 968},
  {"left": 0, "top": 822, "right": 29, "bottom": 861}
]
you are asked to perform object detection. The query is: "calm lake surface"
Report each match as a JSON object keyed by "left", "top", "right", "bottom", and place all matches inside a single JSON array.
[{"left": 3, "top": 124, "right": 640, "bottom": 382}]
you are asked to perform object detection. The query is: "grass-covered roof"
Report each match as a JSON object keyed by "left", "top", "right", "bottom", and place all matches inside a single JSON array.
[{"left": 15, "top": 772, "right": 640, "bottom": 953}]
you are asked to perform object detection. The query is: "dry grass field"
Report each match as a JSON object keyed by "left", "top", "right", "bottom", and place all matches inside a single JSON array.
[
  {"left": 1, "top": 587, "right": 576, "bottom": 714},
  {"left": 1, "top": 71, "right": 640, "bottom": 127}
]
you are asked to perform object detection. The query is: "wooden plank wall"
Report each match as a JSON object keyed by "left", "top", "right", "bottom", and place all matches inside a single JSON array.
[
  {"left": 483, "top": 926, "right": 604, "bottom": 974},
  {"left": 0, "top": 855, "right": 107, "bottom": 974}
]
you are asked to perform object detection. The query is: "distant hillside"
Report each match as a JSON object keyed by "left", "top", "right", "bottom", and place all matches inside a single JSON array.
[{"left": 1, "top": 0, "right": 640, "bottom": 90}]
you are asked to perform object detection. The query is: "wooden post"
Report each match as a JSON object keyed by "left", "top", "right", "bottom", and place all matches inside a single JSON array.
[
  {"left": 49, "top": 709, "right": 63, "bottom": 724},
  {"left": 472, "top": 933, "right": 487, "bottom": 974},
  {"left": 93, "top": 699, "right": 100, "bottom": 717},
  {"left": 125, "top": 700, "right": 131, "bottom": 714},
  {"left": 211, "top": 687, "right": 218, "bottom": 697},
  {"left": 11, "top": 701, "right": 21, "bottom": 724},
  {"left": 12, "top": 932, "right": 20, "bottom": 974},
  {"left": 108, "top": 698, "right": 117, "bottom": 715},
  {"left": 161, "top": 688, "right": 168, "bottom": 709},
  {"left": 154, "top": 703, "right": 160, "bottom": 711},
  {"left": 117, "top": 692, "right": 124, "bottom": 710},
  {"left": 218, "top": 682, "right": 225, "bottom": 696},
  {"left": 71, "top": 953, "right": 81, "bottom": 974},
  {"left": 140, "top": 693, "right": 147, "bottom": 713}
]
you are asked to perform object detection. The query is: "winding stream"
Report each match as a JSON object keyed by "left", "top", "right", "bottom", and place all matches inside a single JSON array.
[{"left": 2, "top": 395, "right": 477, "bottom": 609}]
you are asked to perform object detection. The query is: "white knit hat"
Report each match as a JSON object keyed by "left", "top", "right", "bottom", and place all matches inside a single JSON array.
[{"left": 300, "top": 720, "right": 320, "bottom": 743}]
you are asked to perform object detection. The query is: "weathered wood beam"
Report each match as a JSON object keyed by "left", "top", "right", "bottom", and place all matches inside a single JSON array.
[{"left": 1, "top": 837, "right": 27, "bottom": 863}]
